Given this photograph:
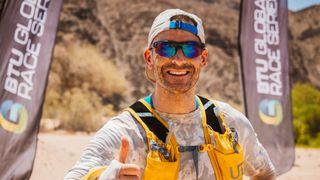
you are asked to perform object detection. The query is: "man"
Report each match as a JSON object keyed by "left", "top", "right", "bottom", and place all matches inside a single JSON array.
[{"left": 65, "top": 9, "right": 276, "bottom": 180}]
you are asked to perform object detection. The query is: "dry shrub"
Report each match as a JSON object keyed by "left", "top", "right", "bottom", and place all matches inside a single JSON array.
[
  {"left": 43, "top": 40, "right": 127, "bottom": 132},
  {"left": 59, "top": 87, "right": 115, "bottom": 132}
]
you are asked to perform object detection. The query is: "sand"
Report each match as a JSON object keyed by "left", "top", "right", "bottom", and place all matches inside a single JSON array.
[{"left": 30, "top": 132, "right": 320, "bottom": 180}]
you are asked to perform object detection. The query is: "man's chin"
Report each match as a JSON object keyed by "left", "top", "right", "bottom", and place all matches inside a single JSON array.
[{"left": 162, "top": 84, "right": 195, "bottom": 94}]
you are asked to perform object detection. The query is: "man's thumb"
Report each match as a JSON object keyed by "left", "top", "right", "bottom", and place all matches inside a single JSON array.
[{"left": 118, "top": 136, "right": 130, "bottom": 163}]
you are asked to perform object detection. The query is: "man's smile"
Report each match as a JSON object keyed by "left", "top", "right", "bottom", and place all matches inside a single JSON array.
[{"left": 166, "top": 70, "right": 190, "bottom": 76}]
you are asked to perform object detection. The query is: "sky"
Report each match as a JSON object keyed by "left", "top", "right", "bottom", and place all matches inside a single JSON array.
[{"left": 288, "top": 0, "right": 320, "bottom": 11}]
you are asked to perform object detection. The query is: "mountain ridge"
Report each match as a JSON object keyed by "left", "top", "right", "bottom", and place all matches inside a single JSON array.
[{"left": 54, "top": 0, "right": 320, "bottom": 108}]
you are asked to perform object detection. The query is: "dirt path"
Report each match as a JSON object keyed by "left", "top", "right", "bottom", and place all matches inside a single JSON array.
[
  {"left": 30, "top": 132, "right": 92, "bottom": 180},
  {"left": 30, "top": 132, "right": 320, "bottom": 180}
]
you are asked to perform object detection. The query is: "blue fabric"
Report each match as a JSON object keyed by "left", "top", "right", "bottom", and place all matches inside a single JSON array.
[
  {"left": 169, "top": 21, "right": 198, "bottom": 35},
  {"left": 144, "top": 95, "right": 199, "bottom": 109},
  {"left": 144, "top": 94, "right": 154, "bottom": 108},
  {"left": 195, "top": 98, "right": 199, "bottom": 109}
]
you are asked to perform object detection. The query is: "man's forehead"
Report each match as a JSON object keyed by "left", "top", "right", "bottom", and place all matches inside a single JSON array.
[{"left": 153, "top": 29, "right": 201, "bottom": 42}]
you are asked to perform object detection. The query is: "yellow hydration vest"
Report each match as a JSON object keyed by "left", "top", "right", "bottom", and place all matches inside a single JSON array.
[{"left": 83, "top": 96, "right": 244, "bottom": 180}]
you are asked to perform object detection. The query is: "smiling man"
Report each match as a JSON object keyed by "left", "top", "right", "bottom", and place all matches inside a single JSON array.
[{"left": 65, "top": 9, "right": 276, "bottom": 180}]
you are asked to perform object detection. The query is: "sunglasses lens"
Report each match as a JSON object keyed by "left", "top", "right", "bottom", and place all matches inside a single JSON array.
[
  {"left": 155, "top": 42, "right": 176, "bottom": 58},
  {"left": 153, "top": 41, "right": 203, "bottom": 58},
  {"left": 182, "top": 43, "right": 202, "bottom": 58}
]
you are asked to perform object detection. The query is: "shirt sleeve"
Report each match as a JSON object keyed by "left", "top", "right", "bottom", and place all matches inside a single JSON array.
[
  {"left": 217, "top": 101, "right": 276, "bottom": 177},
  {"left": 64, "top": 111, "right": 148, "bottom": 180}
]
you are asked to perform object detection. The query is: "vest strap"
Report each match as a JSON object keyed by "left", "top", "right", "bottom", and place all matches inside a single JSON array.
[
  {"left": 197, "top": 96, "right": 223, "bottom": 134},
  {"left": 129, "top": 101, "right": 168, "bottom": 143},
  {"left": 178, "top": 145, "right": 199, "bottom": 180}
]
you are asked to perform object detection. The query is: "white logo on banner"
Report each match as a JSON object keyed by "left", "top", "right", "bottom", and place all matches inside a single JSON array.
[
  {"left": 253, "top": 0, "right": 282, "bottom": 97},
  {"left": 4, "top": 0, "right": 50, "bottom": 100}
]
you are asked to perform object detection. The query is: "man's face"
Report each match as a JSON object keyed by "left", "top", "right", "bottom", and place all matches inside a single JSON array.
[{"left": 144, "top": 29, "right": 208, "bottom": 94}]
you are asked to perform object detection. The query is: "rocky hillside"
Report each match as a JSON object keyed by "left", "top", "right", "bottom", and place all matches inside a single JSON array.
[
  {"left": 54, "top": 0, "right": 319, "bottom": 108},
  {"left": 288, "top": 6, "right": 320, "bottom": 89}
]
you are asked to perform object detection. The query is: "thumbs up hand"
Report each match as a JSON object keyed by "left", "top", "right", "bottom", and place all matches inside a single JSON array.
[
  {"left": 98, "top": 137, "right": 141, "bottom": 180},
  {"left": 117, "top": 137, "right": 141, "bottom": 179}
]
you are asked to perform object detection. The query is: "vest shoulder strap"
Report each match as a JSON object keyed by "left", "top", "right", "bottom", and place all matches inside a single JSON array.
[
  {"left": 197, "top": 96, "right": 223, "bottom": 134},
  {"left": 129, "top": 101, "right": 168, "bottom": 143}
]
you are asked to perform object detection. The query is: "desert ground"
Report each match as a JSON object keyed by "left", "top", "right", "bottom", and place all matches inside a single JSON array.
[{"left": 30, "top": 132, "right": 320, "bottom": 180}]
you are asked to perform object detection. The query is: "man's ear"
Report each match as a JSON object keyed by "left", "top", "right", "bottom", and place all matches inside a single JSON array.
[
  {"left": 144, "top": 48, "right": 153, "bottom": 69},
  {"left": 200, "top": 48, "right": 208, "bottom": 67}
]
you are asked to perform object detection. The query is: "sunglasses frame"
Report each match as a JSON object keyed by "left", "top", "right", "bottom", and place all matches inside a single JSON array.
[{"left": 150, "top": 40, "right": 205, "bottom": 59}]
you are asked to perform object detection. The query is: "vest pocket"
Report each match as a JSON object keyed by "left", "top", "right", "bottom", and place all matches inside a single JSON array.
[
  {"left": 212, "top": 148, "right": 244, "bottom": 180},
  {"left": 209, "top": 130, "right": 244, "bottom": 180},
  {"left": 142, "top": 151, "right": 179, "bottom": 180}
]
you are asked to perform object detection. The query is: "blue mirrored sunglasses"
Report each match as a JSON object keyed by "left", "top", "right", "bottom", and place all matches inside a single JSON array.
[{"left": 150, "top": 40, "right": 205, "bottom": 59}]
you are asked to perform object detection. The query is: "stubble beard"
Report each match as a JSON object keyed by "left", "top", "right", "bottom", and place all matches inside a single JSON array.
[{"left": 155, "top": 63, "right": 200, "bottom": 94}]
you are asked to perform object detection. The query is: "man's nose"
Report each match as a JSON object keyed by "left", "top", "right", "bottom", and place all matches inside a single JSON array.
[{"left": 171, "top": 48, "right": 186, "bottom": 65}]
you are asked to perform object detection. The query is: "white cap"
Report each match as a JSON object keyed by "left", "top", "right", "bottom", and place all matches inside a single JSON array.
[{"left": 147, "top": 9, "right": 205, "bottom": 47}]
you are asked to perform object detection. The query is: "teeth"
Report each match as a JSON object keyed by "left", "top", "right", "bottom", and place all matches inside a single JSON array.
[{"left": 169, "top": 71, "right": 187, "bottom": 75}]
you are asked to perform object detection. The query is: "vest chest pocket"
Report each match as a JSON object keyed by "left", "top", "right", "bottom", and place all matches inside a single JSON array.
[
  {"left": 143, "top": 151, "right": 179, "bottom": 180},
  {"left": 208, "top": 127, "right": 244, "bottom": 180},
  {"left": 142, "top": 140, "right": 180, "bottom": 180}
]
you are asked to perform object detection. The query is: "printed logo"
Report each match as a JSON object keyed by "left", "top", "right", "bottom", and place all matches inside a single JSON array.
[
  {"left": 229, "top": 162, "right": 243, "bottom": 179},
  {"left": 259, "top": 99, "right": 283, "bottom": 125},
  {"left": 0, "top": 100, "right": 28, "bottom": 134}
]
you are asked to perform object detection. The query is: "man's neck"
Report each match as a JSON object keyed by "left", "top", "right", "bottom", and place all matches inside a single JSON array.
[{"left": 152, "top": 86, "right": 197, "bottom": 114}]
